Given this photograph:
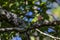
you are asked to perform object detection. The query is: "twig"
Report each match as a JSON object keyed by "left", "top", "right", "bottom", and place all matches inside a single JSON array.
[{"left": 36, "top": 29, "right": 60, "bottom": 40}]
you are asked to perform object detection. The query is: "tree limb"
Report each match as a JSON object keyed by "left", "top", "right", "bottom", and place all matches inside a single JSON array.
[
  {"left": 0, "top": 8, "right": 23, "bottom": 27},
  {"left": 0, "top": 21, "right": 60, "bottom": 32}
]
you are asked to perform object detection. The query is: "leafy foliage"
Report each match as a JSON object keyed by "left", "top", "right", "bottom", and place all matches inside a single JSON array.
[{"left": 0, "top": 0, "right": 60, "bottom": 40}]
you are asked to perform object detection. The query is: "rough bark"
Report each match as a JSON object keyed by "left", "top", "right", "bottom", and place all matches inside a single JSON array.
[{"left": 0, "top": 8, "right": 23, "bottom": 27}]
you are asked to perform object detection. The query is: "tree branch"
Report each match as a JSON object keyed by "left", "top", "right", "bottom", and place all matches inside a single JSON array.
[
  {"left": 0, "top": 21, "right": 60, "bottom": 32},
  {"left": 36, "top": 29, "right": 60, "bottom": 40},
  {"left": 0, "top": 8, "right": 23, "bottom": 27}
]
